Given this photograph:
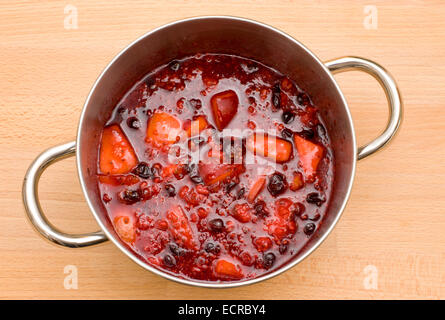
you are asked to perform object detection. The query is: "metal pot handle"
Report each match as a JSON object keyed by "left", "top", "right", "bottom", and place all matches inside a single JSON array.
[
  {"left": 22, "top": 141, "right": 108, "bottom": 248},
  {"left": 325, "top": 56, "right": 402, "bottom": 160}
]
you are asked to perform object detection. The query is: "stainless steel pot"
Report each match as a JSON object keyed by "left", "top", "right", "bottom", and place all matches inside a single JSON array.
[{"left": 22, "top": 16, "right": 402, "bottom": 288}]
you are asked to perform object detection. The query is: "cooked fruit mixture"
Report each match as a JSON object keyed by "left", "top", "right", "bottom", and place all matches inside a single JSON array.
[{"left": 97, "top": 54, "right": 334, "bottom": 282}]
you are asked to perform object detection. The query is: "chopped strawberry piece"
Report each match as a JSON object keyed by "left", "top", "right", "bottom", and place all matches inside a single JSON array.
[
  {"left": 247, "top": 176, "right": 266, "bottom": 203},
  {"left": 275, "top": 198, "right": 293, "bottom": 219},
  {"left": 246, "top": 133, "right": 292, "bottom": 163},
  {"left": 266, "top": 198, "right": 297, "bottom": 242},
  {"left": 98, "top": 174, "right": 140, "bottom": 186},
  {"left": 199, "top": 162, "right": 244, "bottom": 186},
  {"left": 166, "top": 205, "right": 196, "bottom": 249},
  {"left": 146, "top": 112, "right": 182, "bottom": 147},
  {"left": 183, "top": 115, "right": 209, "bottom": 137},
  {"left": 99, "top": 125, "right": 138, "bottom": 174},
  {"left": 210, "top": 90, "right": 239, "bottom": 131},
  {"left": 231, "top": 203, "right": 253, "bottom": 223},
  {"left": 293, "top": 135, "right": 324, "bottom": 179},
  {"left": 253, "top": 237, "right": 273, "bottom": 252},
  {"left": 290, "top": 172, "right": 304, "bottom": 191},
  {"left": 114, "top": 215, "right": 136, "bottom": 243},
  {"left": 214, "top": 259, "right": 243, "bottom": 279}
]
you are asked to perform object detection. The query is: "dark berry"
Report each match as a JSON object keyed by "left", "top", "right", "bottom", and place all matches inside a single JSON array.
[
  {"left": 237, "top": 187, "right": 246, "bottom": 199},
  {"left": 163, "top": 254, "right": 176, "bottom": 267},
  {"left": 279, "top": 243, "right": 288, "bottom": 254},
  {"left": 254, "top": 200, "right": 269, "bottom": 218},
  {"left": 304, "top": 222, "right": 316, "bottom": 235},
  {"left": 272, "top": 84, "right": 281, "bottom": 109},
  {"left": 281, "top": 128, "right": 294, "bottom": 139},
  {"left": 151, "top": 163, "right": 163, "bottom": 177},
  {"left": 169, "top": 60, "right": 180, "bottom": 71},
  {"left": 169, "top": 243, "right": 183, "bottom": 256},
  {"left": 267, "top": 172, "right": 288, "bottom": 197},
  {"left": 209, "top": 218, "right": 225, "bottom": 232},
  {"left": 190, "top": 175, "right": 204, "bottom": 184},
  {"left": 225, "top": 181, "right": 238, "bottom": 193},
  {"left": 133, "top": 162, "right": 153, "bottom": 179},
  {"left": 306, "top": 192, "right": 325, "bottom": 206},
  {"left": 127, "top": 117, "right": 141, "bottom": 129},
  {"left": 299, "top": 129, "right": 315, "bottom": 140},
  {"left": 164, "top": 184, "right": 176, "bottom": 197},
  {"left": 187, "top": 163, "right": 199, "bottom": 175},
  {"left": 169, "top": 243, "right": 185, "bottom": 257},
  {"left": 119, "top": 189, "right": 141, "bottom": 204},
  {"left": 263, "top": 252, "right": 276, "bottom": 269},
  {"left": 282, "top": 111, "right": 295, "bottom": 124},
  {"left": 144, "top": 76, "right": 155, "bottom": 87},
  {"left": 204, "top": 242, "right": 221, "bottom": 254}
]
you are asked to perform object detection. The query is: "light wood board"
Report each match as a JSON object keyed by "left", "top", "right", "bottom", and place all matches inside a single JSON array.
[{"left": 0, "top": 0, "right": 444, "bottom": 299}]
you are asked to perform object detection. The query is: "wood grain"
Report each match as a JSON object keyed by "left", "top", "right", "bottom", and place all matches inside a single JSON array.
[{"left": 0, "top": 0, "right": 444, "bottom": 299}]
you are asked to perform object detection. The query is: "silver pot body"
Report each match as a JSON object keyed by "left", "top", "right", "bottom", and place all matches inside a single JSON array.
[{"left": 23, "top": 16, "right": 402, "bottom": 288}]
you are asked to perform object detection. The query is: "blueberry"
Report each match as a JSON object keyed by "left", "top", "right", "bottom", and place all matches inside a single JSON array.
[
  {"left": 163, "top": 254, "right": 176, "bottom": 267},
  {"left": 254, "top": 200, "right": 269, "bottom": 218},
  {"left": 263, "top": 252, "right": 276, "bottom": 268},
  {"left": 225, "top": 181, "right": 238, "bottom": 193},
  {"left": 237, "top": 187, "right": 246, "bottom": 199},
  {"left": 272, "top": 84, "right": 281, "bottom": 109},
  {"left": 279, "top": 243, "right": 288, "bottom": 254},
  {"left": 281, "top": 128, "right": 294, "bottom": 139},
  {"left": 299, "top": 129, "right": 315, "bottom": 140},
  {"left": 304, "top": 222, "right": 316, "bottom": 235},
  {"left": 267, "top": 172, "right": 288, "bottom": 197},
  {"left": 282, "top": 111, "right": 295, "bottom": 124},
  {"left": 119, "top": 189, "right": 141, "bottom": 204},
  {"left": 190, "top": 175, "right": 204, "bottom": 184},
  {"left": 133, "top": 162, "right": 153, "bottom": 179},
  {"left": 169, "top": 243, "right": 185, "bottom": 257},
  {"left": 165, "top": 184, "right": 176, "bottom": 197},
  {"left": 204, "top": 242, "right": 221, "bottom": 254},
  {"left": 127, "top": 117, "right": 141, "bottom": 129},
  {"left": 306, "top": 192, "right": 325, "bottom": 206}
]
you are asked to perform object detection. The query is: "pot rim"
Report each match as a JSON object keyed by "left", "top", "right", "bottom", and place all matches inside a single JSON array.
[{"left": 76, "top": 15, "right": 357, "bottom": 288}]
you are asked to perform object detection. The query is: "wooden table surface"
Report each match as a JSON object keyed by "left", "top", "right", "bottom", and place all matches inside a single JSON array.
[{"left": 1, "top": 0, "right": 444, "bottom": 299}]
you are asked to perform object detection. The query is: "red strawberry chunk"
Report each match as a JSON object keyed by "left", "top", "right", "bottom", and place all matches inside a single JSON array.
[
  {"left": 210, "top": 90, "right": 239, "bottom": 131},
  {"left": 231, "top": 203, "right": 253, "bottom": 223},
  {"left": 253, "top": 237, "right": 273, "bottom": 252},
  {"left": 100, "top": 125, "right": 138, "bottom": 174},
  {"left": 166, "top": 205, "right": 196, "bottom": 249},
  {"left": 214, "top": 259, "right": 243, "bottom": 279},
  {"left": 267, "top": 198, "right": 297, "bottom": 242},
  {"left": 294, "top": 135, "right": 324, "bottom": 179},
  {"left": 146, "top": 112, "right": 182, "bottom": 147}
]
